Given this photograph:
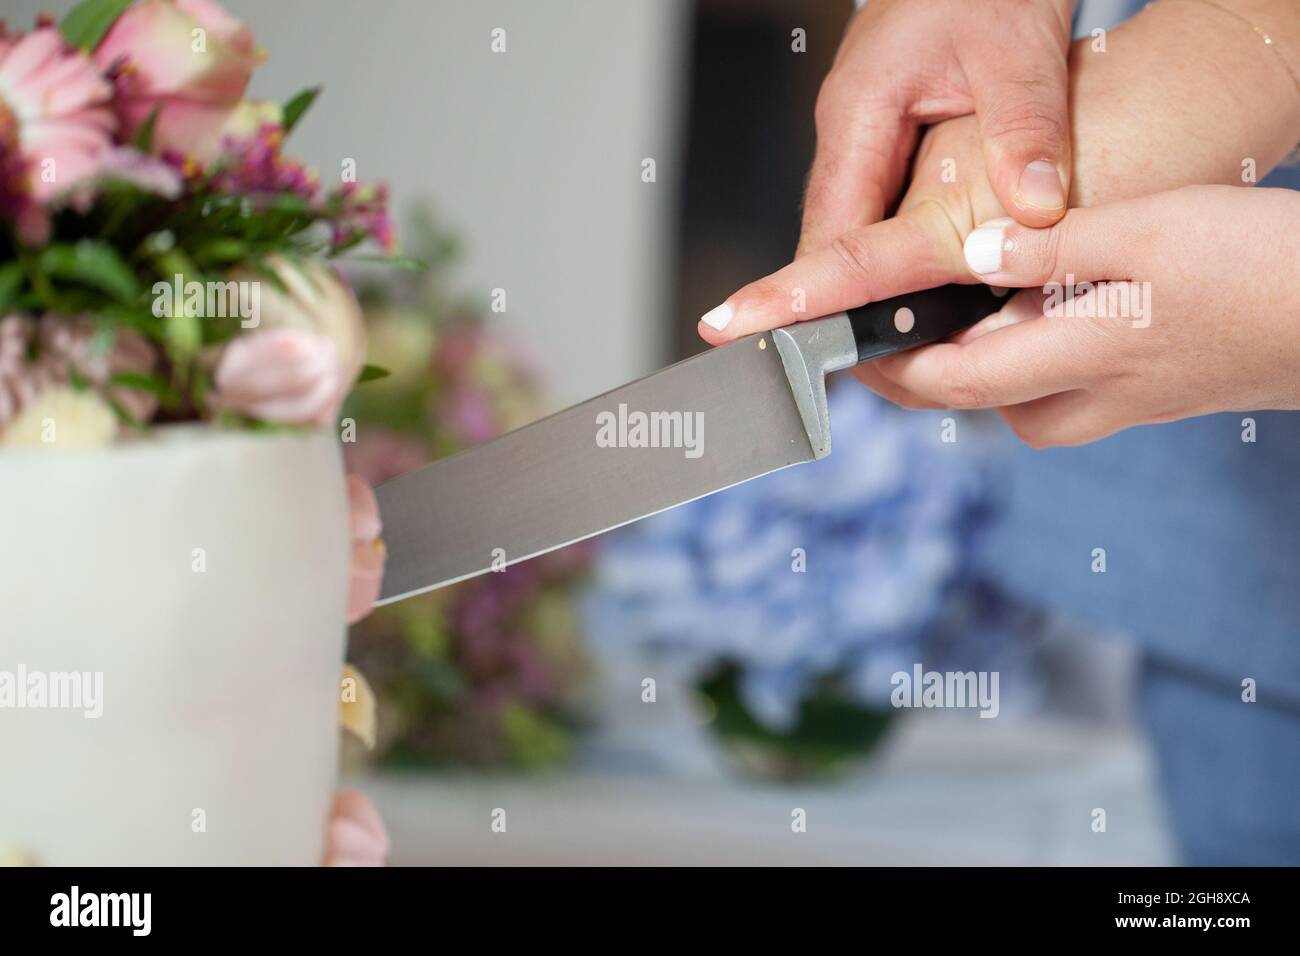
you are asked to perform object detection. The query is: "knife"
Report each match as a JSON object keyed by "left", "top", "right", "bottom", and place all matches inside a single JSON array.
[{"left": 375, "top": 283, "right": 1005, "bottom": 605}]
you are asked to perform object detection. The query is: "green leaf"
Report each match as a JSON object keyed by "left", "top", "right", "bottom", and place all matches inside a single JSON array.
[
  {"left": 66, "top": 365, "right": 90, "bottom": 393},
  {"left": 109, "top": 370, "right": 182, "bottom": 410},
  {"left": 0, "top": 262, "right": 23, "bottom": 314},
  {"left": 193, "top": 238, "right": 247, "bottom": 264},
  {"left": 265, "top": 194, "right": 310, "bottom": 216},
  {"left": 60, "top": 0, "right": 134, "bottom": 51},
  {"left": 246, "top": 258, "right": 289, "bottom": 295},
  {"left": 107, "top": 395, "right": 145, "bottom": 431},
  {"left": 340, "top": 254, "right": 426, "bottom": 271},
  {"left": 164, "top": 311, "right": 203, "bottom": 364},
  {"left": 281, "top": 86, "right": 321, "bottom": 136},
  {"left": 131, "top": 104, "right": 161, "bottom": 152},
  {"left": 357, "top": 364, "right": 391, "bottom": 384},
  {"left": 39, "top": 241, "right": 140, "bottom": 303}
]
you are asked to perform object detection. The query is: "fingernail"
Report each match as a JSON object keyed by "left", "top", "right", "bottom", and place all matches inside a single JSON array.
[
  {"left": 963, "top": 217, "right": 1013, "bottom": 275},
  {"left": 1016, "top": 160, "right": 1065, "bottom": 211},
  {"left": 700, "top": 301, "right": 734, "bottom": 331}
]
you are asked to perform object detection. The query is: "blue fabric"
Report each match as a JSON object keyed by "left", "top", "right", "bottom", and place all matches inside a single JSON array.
[
  {"left": 983, "top": 412, "right": 1300, "bottom": 701},
  {"left": 1139, "top": 656, "right": 1300, "bottom": 864},
  {"left": 987, "top": 0, "right": 1300, "bottom": 864}
]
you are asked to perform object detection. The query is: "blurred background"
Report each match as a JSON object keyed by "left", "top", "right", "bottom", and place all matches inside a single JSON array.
[
  {"left": 7, "top": 0, "right": 1174, "bottom": 862},
  {"left": 244, "top": 0, "right": 1172, "bottom": 865}
]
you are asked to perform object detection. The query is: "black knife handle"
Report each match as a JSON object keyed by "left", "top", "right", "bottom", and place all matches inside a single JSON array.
[{"left": 847, "top": 283, "right": 1006, "bottom": 364}]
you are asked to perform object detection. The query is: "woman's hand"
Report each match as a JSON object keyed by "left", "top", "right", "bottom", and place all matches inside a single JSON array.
[
  {"left": 798, "top": 0, "right": 1074, "bottom": 257},
  {"left": 871, "top": 186, "right": 1300, "bottom": 445},
  {"left": 322, "top": 789, "right": 390, "bottom": 867},
  {"left": 330, "top": 477, "right": 390, "bottom": 866},
  {"left": 346, "top": 474, "right": 385, "bottom": 623}
]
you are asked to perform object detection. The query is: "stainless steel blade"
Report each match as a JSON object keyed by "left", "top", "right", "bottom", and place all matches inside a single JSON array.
[{"left": 375, "top": 331, "right": 815, "bottom": 605}]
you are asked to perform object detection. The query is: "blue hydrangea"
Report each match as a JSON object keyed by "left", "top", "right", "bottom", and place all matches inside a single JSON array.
[{"left": 584, "top": 381, "right": 1038, "bottom": 730}]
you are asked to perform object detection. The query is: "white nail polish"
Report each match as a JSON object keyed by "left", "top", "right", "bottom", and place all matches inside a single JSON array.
[
  {"left": 700, "top": 301, "right": 734, "bottom": 331},
  {"left": 963, "top": 219, "right": 1013, "bottom": 275}
]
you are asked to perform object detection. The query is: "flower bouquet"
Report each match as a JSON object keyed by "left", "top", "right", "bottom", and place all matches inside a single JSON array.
[
  {"left": 0, "top": 0, "right": 398, "bottom": 865},
  {"left": 342, "top": 211, "right": 593, "bottom": 772}
]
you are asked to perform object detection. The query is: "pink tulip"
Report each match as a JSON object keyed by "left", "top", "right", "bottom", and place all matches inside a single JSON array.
[
  {"left": 213, "top": 328, "right": 342, "bottom": 426},
  {"left": 321, "top": 789, "right": 390, "bottom": 867},
  {"left": 346, "top": 475, "right": 385, "bottom": 624},
  {"left": 94, "top": 0, "right": 263, "bottom": 164}
]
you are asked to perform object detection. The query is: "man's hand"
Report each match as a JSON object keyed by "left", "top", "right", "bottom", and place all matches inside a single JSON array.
[{"left": 798, "top": 0, "right": 1073, "bottom": 258}]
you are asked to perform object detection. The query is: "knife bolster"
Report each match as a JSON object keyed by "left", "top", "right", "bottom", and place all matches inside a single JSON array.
[{"left": 771, "top": 313, "right": 857, "bottom": 461}]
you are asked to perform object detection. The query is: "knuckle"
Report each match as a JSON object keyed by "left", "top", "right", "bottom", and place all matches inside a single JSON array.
[
  {"left": 1036, "top": 220, "right": 1067, "bottom": 283},
  {"left": 828, "top": 231, "right": 876, "bottom": 283},
  {"left": 984, "top": 92, "right": 1068, "bottom": 148},
  {"left": 737, "top": 276, "right": 785, "bottom": 315},
  {"left": 938, "top": 355, "right": 991, "bottom": 409},
  {"left": 813, "top": 73, "right": 852, "bottom": 130},
  {"left": 909, "top": 195, "right": 972, "bottom": 263}
]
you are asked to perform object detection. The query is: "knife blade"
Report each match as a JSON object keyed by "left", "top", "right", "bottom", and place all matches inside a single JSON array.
[{"left": 375, "top": 283, "right": 1005, "bottom": 605}]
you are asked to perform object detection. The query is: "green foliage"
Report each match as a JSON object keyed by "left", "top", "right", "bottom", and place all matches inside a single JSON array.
[
  {"left": 281, "top": 87, "right": 321, "bottom": 135},
  {"left": 698, "top": 665, "right": 895, "bottom": 781},
  {"left": 343, "top": 208, "right": 591, "bottom": 773},
  {"left": 130, "top": 105, "right": 161, "bottom": 152},
  {"left": 60, "top": 0, "right": 134, "bottom": 51},
  {"left": 0, "top": 262, "right": 22, "bottom": 313},
  {"left": 109, "top": 370, "right": 182, "bottom": 410},
  {"left": 39, "top": 241, "right": 139, "bottom": 303}
]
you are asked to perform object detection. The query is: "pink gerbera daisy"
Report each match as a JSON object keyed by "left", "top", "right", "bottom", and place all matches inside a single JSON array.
[{"left": 0, "top": 26, "right": 115, "bottom": 242}]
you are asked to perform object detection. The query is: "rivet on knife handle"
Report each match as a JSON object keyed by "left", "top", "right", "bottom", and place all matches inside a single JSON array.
[{"left": 847, "top": 283, "right": 1006, "bottom": 362}]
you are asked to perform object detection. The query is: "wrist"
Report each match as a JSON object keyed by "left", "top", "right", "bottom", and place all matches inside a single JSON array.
[{"left": 1068, "top": 0, "right": 1300, "bottom": 207}]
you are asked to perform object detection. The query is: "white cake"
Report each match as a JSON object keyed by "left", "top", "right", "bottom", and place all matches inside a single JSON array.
[{"left": 0, "top": 427, "right": 349, "bottom": 865}]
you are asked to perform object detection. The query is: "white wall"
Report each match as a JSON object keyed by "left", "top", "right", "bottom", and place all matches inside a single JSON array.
[{"left": 18, "top": 0, "right": 689, "bottom": 403}]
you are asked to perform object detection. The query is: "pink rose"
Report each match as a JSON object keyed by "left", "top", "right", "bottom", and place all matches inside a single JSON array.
[
  {"left": 346, "top": 475, "right": 385, "bottom": 624},
  {"left": 94, "top": 0, "right": 263, "bottom": 164},
  {"left": 231, "top": 256, "right": 368, "bottom": 389},
  {"left": 212, "top": 327, "right": 342, "bottom": 426}
]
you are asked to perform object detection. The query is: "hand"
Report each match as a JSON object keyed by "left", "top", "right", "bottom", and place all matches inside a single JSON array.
[
  {"left": 698, "top": 0, "right": 1300, "bottom": 405},
  {"left": 329, "top": 481, "right": 390, "bottom": 867},
  {"left": 322, "top": 789, "right": 390, "bottom": 867},
  {"left": 873, "top": 185, "right": 1300, "bottom": 445},
  {"left": 799, "top": 0, "right": 1074, "bottom": 255},
  {"left": 346, "top": 474, "right": 385, "bottom": 623}
]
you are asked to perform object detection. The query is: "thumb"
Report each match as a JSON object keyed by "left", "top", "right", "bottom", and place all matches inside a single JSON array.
[
  {"left": 965, "top": 42, "right": 1072, "bottom": 227},
  {"left": 959, "top": 202, "right": 1149, "bottom": 288}
]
